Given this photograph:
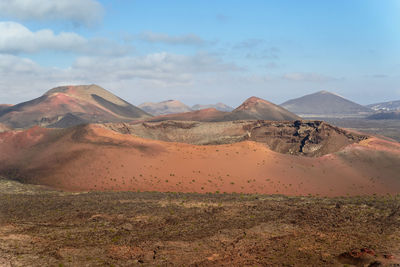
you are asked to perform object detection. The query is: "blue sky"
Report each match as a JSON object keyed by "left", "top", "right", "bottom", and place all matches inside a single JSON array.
[{"left": 0, "top": 0, "right": 399, "bottom": 106}]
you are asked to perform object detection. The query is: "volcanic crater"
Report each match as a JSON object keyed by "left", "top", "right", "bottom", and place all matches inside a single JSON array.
[{"left": 105, "top": 120, "right": 368, "bottom": 157}]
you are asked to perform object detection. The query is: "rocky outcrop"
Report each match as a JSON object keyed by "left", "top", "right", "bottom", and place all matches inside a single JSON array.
[{"left": 244, "top": 120, "right": 367, "bottom": 156}]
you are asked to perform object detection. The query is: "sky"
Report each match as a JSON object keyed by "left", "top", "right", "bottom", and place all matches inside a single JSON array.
[{"left": 0, "top": 0, "right": 399, "bottom": 107}]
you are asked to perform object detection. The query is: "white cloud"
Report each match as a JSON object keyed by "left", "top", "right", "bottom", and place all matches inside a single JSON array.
[
  {"left": 0, "top": 21, "right": 86, "bottom": 53},
  {"left": 282, "top": 72, "right": 338, "bottom": 82},
  {"left": 0, "top": 54, "right": 41, "bottom": 74},
  {"left": 139, "top": 31, "right": 205, "bottom": 46},
  {"left": 0, "top": 0, "right": 103, "bottom": 26},
  {"left": 71, "top": 52, "right": 241, "bottom": 83},
  {"left": 0, "top": 22, "right": 131, "bottom": 56}
]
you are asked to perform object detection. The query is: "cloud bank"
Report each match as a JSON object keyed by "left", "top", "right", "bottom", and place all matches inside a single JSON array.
[
  {"left": 0, "top": 22, "right": 131, "bottom": 56},
  {"left": 0, "top": 0, "right": 104, "bottom": 26}
]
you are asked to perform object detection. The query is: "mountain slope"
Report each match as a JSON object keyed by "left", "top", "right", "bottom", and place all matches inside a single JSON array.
[
  {"left": 139, "top": 100, "right": 192, "bottom": 115},
  {"left": 0, "top": 104, "right": 12, "bottom": 112},
  {"left": 366, "top": 100, "right": 400, "bottom": 111},
  {"left": 216, "top": 96, "right": 301, "bottom": 121},
  {"left": 192, "top": 103, "right": 234, "bottom": 112},
  {"left": 0, "top": 123, "right": 11, "bottom": 133},
  {"left": 281, "top": 91, "right": 372, "bottom": 117},
  {"left": 0, "top": 84, "right": 151, "bottom": 128},
  {"left": 48, "top": 113, "right": 89, "bottom": 128}
]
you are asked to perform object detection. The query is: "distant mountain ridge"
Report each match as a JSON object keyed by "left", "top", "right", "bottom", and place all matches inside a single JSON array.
[
  {"left": 366, "top": 100, "right": 400, "bottom": 111},
  {"left": 281, "top": 90, "right": 372, "bottom": 117},
  {"left": 139, "top": 100, "right": 192, "bottom": 115},
  {"left": 192, "top": 103, "right": 233, "bottom": 112},
  {"left": 145, "top": 96, "right": 300, "bottom": 122},
  {"left": 0, "top": 84, "right": 151, "bottom": 128}
]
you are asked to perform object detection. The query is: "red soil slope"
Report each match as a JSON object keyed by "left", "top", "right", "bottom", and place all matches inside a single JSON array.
[{"left": 0, "top": 124, "right": 399, "bottom": 196}]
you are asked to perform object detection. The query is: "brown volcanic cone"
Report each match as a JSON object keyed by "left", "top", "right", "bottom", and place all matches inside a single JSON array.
[
  {"left": 1, "top": 123, "right": 400, "bottom": 196},
  {"left": 216, "top": 96, "right": 301, "bottom": 121},
  {"left": 0, "top": 84, "right": 151, "bottom": 128}
]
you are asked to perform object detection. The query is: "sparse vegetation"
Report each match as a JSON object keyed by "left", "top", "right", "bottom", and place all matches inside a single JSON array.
[{"left": 0, "top": 182, "right": 399, "bottom": 266}]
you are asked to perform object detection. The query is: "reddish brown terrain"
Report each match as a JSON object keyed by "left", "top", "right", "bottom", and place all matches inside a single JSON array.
[
  {"left": 1, "top": 95, "right": 400, "bottom": 266},
  {"left": 0, "top": 85, "right": 151, "bottom": 128},
  {"left": 1, "top": 121, "right": 399, "bottom": 196}
]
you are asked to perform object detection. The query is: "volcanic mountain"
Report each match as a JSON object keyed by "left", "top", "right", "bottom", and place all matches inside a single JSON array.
[
  {"left": 1, "top": 122, "right": 399, "bottom": 196},
  {"left": 192, "top": 103, "right": 234, "bottom": 112},
  {"left": 138, "top": 100, "right": 192, "bottom": 116},
  {"left": 0, "top": 85, "right": 151, "bottom": 128},
  {"left": 366, "top": 100, "right": 400, "bottom": 111},
  {"left": 216, "top": 96, "right": 301, "bottom": 121},
  {"left": 281, "top": 90, "right": 372, "bottom": 117}
]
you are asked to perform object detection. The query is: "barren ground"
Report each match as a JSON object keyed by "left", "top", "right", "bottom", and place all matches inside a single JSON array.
[
  {"left": 2, "top": 124, "right": 400, "bottom": 196},
  {"left": 1, "top": 178, "right": 399, "bottom": 266}
]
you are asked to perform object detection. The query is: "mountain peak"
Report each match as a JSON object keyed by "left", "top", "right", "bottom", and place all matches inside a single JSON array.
[
  {"left": 281, "top": 90, "right": 372, "bottom": 116},
  {"left": 315, "top": 90, "right": 342, "bottom": 97},
  {"left": 45, "top": 84, "right": 100, "bottom": 95},
  {"left": 236, "top": 96, "right": 270, "bottom": 110}
]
